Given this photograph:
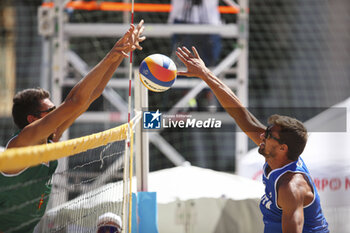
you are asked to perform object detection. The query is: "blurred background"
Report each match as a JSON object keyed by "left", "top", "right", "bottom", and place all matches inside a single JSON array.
[
  {"left": 1, "top": 0, "right": 350, "bottom": 232},
  {"left": 1, "top": 0, "right": 349, "bottom": 172}
]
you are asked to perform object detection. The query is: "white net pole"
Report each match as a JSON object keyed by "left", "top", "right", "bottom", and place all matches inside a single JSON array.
[
  {"left": 122, "top": 1, "right": 135, "bottom": 232},
  {"left": 135, "top": 69, "right": 149, "bottom": 192}
]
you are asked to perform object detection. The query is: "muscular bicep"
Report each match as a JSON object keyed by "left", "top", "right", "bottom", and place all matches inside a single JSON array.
[
  {"left": 278, "top": 173, "right": 306, "bottom": 233},
  {"left": 281, "top": 201, "right": 304, "bottom": 233}
]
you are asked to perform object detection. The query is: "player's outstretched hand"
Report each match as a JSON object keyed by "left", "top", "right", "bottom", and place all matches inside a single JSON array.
[
  {"left": 176, "top": 46, "right": 211, "bottom": 79},
  {"left": 128, "top": 19, "right": 146, "bottom": 52},
  {"left": 109, "top": 20, "right": 146, "bottom": 59}
]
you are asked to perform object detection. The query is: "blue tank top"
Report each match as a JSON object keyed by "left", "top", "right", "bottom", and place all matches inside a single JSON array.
[{"left": 259, "top": 157, "right": 329, "bottom": 233}]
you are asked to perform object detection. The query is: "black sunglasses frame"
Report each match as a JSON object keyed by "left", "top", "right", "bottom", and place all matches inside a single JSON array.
[
  {"left": 265, "top": 125, "right": 284, "bottom": 144},
  {"left": 32, "top": 106, "right": 56, "bottom": 117}
]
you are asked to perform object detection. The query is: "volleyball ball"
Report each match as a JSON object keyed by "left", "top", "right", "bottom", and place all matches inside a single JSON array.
[{"left": 139, "top": 54, "right": 177, "bottom": 92}]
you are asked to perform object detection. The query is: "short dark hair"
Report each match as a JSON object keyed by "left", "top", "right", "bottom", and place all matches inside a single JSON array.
[
  {"left": 268, "top": 114, "right": 308, "bottom": 161},
  {"left": 12, "top": 88, "right": 50, "bottom": 129}
]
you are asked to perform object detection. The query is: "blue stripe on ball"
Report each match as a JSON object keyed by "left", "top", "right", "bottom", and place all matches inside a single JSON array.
[
  {"left": 162, "top": 56, "right": 171, "bottom": 69},
  {"left": 140, "top": 61, "right": 175, "bottom": 87}
]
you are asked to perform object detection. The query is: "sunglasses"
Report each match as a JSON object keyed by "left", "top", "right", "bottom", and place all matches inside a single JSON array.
[
  {"left": 33, "top": 106, "right": 56, "bottom": 117},
  {"left": 97, "top": 225, "right": 121, "bottom": 233},
  {"left": 265, "top": 125, "right": 284, "bottom": 144}
]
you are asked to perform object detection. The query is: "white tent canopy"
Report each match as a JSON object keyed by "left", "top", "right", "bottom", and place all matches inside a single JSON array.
[
  {"left": 237, "top": 97, "right": 350, "bottom": 233},
  {"left": 148, "top": 165, "right": 265, "bottom": 233},
  {"left": 148, "top": 165, "right": 264, "bottom": 203}
]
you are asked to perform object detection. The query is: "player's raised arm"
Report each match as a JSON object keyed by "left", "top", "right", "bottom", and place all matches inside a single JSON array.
[
  {"left": 9, "top": 21, "right": 146, "bottom": 147},
  {"left": 63, "top": 20, "right": 145, "bottom": 110},
  {"left": 52, "top": 20, "right": 146, "bottom": 141},
  {"left": 176, "top": 46, "right": 265, "bottom": 145}
]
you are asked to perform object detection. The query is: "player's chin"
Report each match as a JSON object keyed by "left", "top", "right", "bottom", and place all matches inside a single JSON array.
[{"left": 258, "top": 146, "right": 265, "bottom": 156}]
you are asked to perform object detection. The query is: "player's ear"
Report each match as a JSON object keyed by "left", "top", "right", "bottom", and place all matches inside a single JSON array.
[
  {"left": 280, "top": 144, "right": 288, "bottom": 152},
  {"left": 27, "top": 114, "right": 38, "bottom": 124}
]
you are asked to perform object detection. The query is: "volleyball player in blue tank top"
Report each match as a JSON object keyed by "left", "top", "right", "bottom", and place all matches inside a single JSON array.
[
  {"left": 260, "top": 155, "right": 329, "bottom": 232},
  {"left": 176, "top": 46, "right": 329, "bottom": 233}
]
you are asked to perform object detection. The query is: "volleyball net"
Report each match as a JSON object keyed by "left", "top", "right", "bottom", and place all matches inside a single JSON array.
[{"left": 0, "top": 113, "right": 140, "bottom": 233}]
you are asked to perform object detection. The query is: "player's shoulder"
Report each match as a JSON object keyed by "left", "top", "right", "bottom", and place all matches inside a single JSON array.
[
  {"left": 3, "top": 135, "right": 28, "bottom": 174},
  {"left": 6, "top": 135, "right": 19, "bottom": 149},
  {"left": 5, "top": 132, "right": 19, "bottom": 147},
  {"left": 278, "top": 172, "right": 309, "bottom": 194}
]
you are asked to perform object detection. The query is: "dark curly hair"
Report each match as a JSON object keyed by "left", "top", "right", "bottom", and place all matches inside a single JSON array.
[
  {"left": 12, "top": 88, "right": 50, "bottom": 129},
  {"left": 268, "top": 114, "right": 308, "bottom": 161}
]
